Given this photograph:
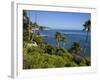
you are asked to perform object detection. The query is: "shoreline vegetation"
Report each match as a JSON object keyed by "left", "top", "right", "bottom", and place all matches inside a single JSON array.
[{"left": 23, "top": 10, "right": 91, "bottom": 69}]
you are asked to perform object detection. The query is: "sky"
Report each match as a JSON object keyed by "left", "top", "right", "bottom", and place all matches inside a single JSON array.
[{"left": 26, "top": 10, "right": 91, "bottom": 30}]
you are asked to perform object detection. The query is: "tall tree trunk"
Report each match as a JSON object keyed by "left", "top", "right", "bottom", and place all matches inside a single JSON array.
[
  {"left": 28, "top": 25, "right": 30, "bottom": 41},
  {"left": 57, "top": 40, "right": 60, "bottom": 48},
  {"left": 28, "top": 11, "right": 31, "bottom": 42},
  {"left": 31, "top": 29, "right": 35, "bottom": 41},
  {"left": 84, "top": 31, "right": 88, "bottom": 54},
  {"left": 86, "top": 31, "right": 88, "bottom": 42},
  {"left": 31, "top": 33, "right": 34, "bottom": 41}
]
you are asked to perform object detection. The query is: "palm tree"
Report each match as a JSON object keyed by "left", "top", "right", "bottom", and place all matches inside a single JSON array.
[
  {"left": 60, "top": 35, "right": 67, "bottom": 48},
  {"left": 55, "top": 32, "right": 62, "bottom": 48},
  {"left": 32, "top": 22, "right": 38, "bottom": 33},
  {"left": 23, "top": 10, "right": 29, "bottom": 25},
  {"left": 28, "top": 11, "right": 32, "bottom": 41},
  {"left": 23, "top": 10, "right": 30, "bottom": 42},
  {"left": 31, "top": 11, "right": 38, "bottom": 41},
  {"left": 83, "top": 19, "right": 91, "bottom": 41},
  {"left": 83, "top": 19, "right": 91, "bottom": 53}
]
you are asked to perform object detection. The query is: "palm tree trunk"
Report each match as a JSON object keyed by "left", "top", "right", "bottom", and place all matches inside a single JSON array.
[
  {"left": 84, "top": 31, "right": 88, "bottom": 54},
  {"left": 57, "top": 40, "right": 60, "bottom": 48},
  {"left": 28, "top": 26, "right": 30, "bottom": 41},
  {"left": 28, "top": 11, "right": 31, "bottom": 41},
  {"left": 86, "top": 31, "right": 88, "bottom": 42},
  {"left": 31, "top": 33, "right": 34, "bottom": 41}
]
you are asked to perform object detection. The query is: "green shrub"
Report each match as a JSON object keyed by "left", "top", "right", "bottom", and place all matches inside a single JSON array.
[
  {"left": 79, "top": 57, "right": 87, "bottom": 66},
  {"left": 23, "top": 52, "right": 67, "bottom": 69},
  {"left": 56, "top": 48, "right": 66, "bottom": 56},
  {"left": 27, "top": 46, "right": 45, "bottom": 54},
  {"left": 70, "top": 61, "right": 78, "bottom": 67},
  {"left": 45, "top": 45, "right": 57, "bottom": 55},
  {"left": 61, "top": 52, "right": 73, "bottom": 60},
  {"left": 68, "top": 42, "right": 83, "bottom": 55},
  {"left": 33, "top": 36, "right": 45, "bottom": 45},
  {"left": 84, "top": 56, "right": 91, "bottom": 66}
]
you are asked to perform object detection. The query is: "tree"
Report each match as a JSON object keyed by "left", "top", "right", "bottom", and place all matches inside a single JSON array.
[
  {"left": 60, "top": 35, "right": 67, "bottom": 48},
  {"left": 31, "top": 22, "right": 38, "bottom": 41},
  {"left": 23, "top": 10, "right": 30, "bottom": 42},
  {"left": 45, "top": 45, "right": 57, "bottom": 55},
  {"left": 38, "top": 26, "right": 47, "bottom": 37},
  {"left": 83, "top": 19, "right": 91, "bottom": 53},
  {"left": 28, "top": 21, "right": 33, "bottom": 41},
  {"left": 83, "top": 20, "right": 91, "bottom": 41},
  {"left": 55, "top": 32, "right": 62, "bottom": 48},
  {"left": 68, "top": 42, "right": 82, "bottom": 55},
  {"left": 83, "top": 20, "right": 91, "bottom": 32},
  {"left": 30, "top": 11, "right": 38, "bottom": 41},
  {"left": 23, "top": 10, "right": 34, "bottom": 42},
  {"left": 32, "top": 22, "right": 38, "bottom": 33}
]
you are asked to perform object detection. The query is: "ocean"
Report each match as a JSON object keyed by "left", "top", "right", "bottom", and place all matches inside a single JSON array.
[{"left": 34, "top": 29, "right": 91, "bottom": 56}]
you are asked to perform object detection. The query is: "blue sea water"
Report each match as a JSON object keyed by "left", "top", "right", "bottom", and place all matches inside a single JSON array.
[{"left": 35, "top": 29, "right": 91, "bottom": 56}]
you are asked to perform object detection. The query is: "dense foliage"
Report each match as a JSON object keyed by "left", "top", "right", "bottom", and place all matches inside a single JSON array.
[
  {"left": 23, "top": 42, "right": 91, "bottom": 69},
  {"left": 23, "top": 10, "right": 91, "bottom": 69}
]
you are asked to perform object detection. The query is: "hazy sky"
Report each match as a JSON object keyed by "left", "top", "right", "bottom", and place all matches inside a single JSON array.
[{"left": 26, "top": 10, "right": 91, "bottom": 30}]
